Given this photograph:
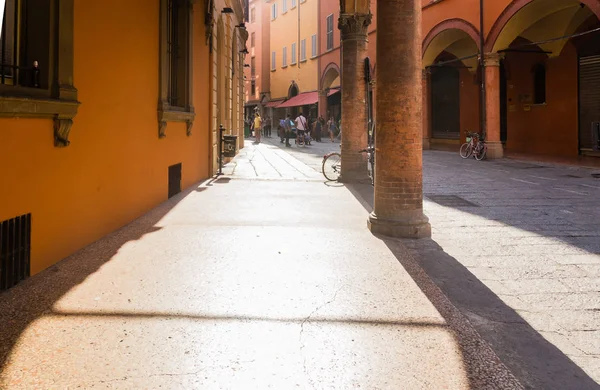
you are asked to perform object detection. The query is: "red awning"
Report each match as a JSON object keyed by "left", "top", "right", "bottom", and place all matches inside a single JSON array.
[
  {"left": 277, "top": 91, "right": 319, "bottom": 108},
  {"left": 265, "top": 99, "right": 285, "bottom": 108},
  {"left": 328, "top": 87, "right": 340, "bottom": 96}
]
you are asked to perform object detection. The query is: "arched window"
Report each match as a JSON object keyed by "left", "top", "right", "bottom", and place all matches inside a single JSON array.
[{"left": 533, "top": 64, "right": 546, "bottom": 104}]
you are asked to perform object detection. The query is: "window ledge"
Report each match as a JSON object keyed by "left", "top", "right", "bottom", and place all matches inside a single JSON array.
[
  {"left": 300, "top": 59, "right": 307, "bottom": 63},
  {"left": 282, "top": 65, "right": 288, "bottom": 69},
  {"left": 310, "top": 55, "right": 318, "bottom": 60},
  {"left": 0, "top": 95, "right": 80, "bottom": 147},
  {"left": 158, "top": 108, "right": 195, "bottom": 138},
  {"left": 291, "top": 62, "right": 297, "bottom": 66},
  {"left": 271, "top": 69, "right": 276, "bottom": 72}
]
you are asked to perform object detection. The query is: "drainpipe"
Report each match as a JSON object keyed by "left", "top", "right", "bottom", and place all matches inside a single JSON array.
[{"left": 479, "top": 0, "right": 487, "bottom": 139}]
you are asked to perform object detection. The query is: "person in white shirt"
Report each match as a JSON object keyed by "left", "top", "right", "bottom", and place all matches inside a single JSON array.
[{"left": 295, "top": 112, "right": 310, "bottom": 145}]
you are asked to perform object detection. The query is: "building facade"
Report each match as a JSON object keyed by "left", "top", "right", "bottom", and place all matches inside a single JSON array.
[
  {"left": 244, "top": 0, "right": 271, "bottom": 117},
  {"left": 267, "top": 0, "right": 320, "bottom": 121},
  {"left": 0, "top": 0, "right": 246, "bottom": 289},
  {"left": 423, "top": 0, "right": 600, "bottom": 159}
]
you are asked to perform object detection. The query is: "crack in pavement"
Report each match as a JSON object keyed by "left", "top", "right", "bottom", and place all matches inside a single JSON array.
[
  {"left": 299, "top": 285, "right": 345, "bottom": 388},
  {"left": 85, "top": 360, "right": 257, "bottom": 386}
]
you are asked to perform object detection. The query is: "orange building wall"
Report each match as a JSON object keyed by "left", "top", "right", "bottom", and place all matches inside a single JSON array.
[
  {"left": 504, "top": 44, "right": 579, "bottom": 157},
  {"left": 422, "top": 0, "right": 513, "bottom": 41},
  {"left": 0, "top": 0, "right": 211, "bottom": 274},
  {"left": 459, "top": 68, "right": 481, "bottom": 142}
]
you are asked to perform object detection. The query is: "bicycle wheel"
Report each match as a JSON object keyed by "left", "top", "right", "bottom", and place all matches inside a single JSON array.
[
  {"left": 475, "top": 144, "right": 487, "bottom": 161},
  {"left": 460, "top": 143, "right": 473, "bottom": 159},
  {"left": 322, "top": 152, "right": 341, "bottom": 181}
]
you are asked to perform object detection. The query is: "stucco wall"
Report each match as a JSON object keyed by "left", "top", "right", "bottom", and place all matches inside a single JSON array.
[{"left": 0, "top": 0, "right": 241, "bottom": 274}]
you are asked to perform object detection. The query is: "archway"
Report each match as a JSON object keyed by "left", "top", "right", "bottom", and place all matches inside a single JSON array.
[
  {"left": 423, "top": 19, "right": 481, "bottom": 71},
  {"left": 486, "top": 0, "right": 600, "bottom": 157},
  {"left": 422, "top": 20, "right": 481, "bottom": 144},
  {"left": 320, "top": 63, "right": 341, "bottom": 120},
  {"left": 287, "top": 82, "right": 299, "bottom": 118}
]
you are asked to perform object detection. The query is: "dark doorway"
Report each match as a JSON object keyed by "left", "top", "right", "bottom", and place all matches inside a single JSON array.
[
  {"left": 168, "top": 163, "right": 182, "bottom": 199},
  {"left": 500, "top": 60, "right": 508, "bottom": 143},
  {"left": 288, "top": 84, "right": 299, "bottom": 118},
  {"left": 431, "top": 66, "right": 460, "bottom": 139}
]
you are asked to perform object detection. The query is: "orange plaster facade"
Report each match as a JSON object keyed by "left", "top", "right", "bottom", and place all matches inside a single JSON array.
[{"left": 0, "top": 0, "right": 246, "bottom": 276}]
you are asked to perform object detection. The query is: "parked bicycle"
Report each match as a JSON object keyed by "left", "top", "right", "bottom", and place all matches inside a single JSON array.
[
  {"left": 322, "top": 143, "right": 375, "bottom": 185},
  {"left": 322, "top": 145, "right": 341, "bottom": 181},
  {"left": 460, "top": 131, "right": 487, "bottom": 161}
]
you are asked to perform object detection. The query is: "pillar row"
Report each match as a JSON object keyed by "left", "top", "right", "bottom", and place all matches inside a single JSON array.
[
  {"left": 484, "top": 53, "right": 504, "bottom": 159},
  {"left": 338, "top": 12, "right": 371, "bottom": 183},
  {"left": 367, "top": 0, "right": 431, "bottom": 239}
]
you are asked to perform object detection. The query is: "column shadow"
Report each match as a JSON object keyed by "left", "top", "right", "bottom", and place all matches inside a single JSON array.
[{"left": 347, "top": 183, "right": 600, "bottom": 390}]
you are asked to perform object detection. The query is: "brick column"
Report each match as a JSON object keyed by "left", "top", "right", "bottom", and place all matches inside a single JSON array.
[
  {"left": 367, "top": 0, "right": 431, "bottom": 239},
  {"left": 422, "top": 69, "right": 432, "bottom": 150},
  {"left": 484, "top": 53, "right": 504, "bottom": 159},
  {"left": 318, "top": 90, "right": 328, "bottom": 119},
  {"left": 338, "top": 13, "right": 371, "bottom": 183}
]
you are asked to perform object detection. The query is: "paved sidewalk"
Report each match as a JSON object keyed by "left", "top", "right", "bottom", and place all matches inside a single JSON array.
[
  {"left": 263, "top": 138, "right": 600, "bottom": 388},
  {"left": 0, "top": 141, "right": 519, "bottom": 389}
]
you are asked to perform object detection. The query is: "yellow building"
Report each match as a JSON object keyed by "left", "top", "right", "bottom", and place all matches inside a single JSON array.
[
  {"left": 267, "top": 0, "right": 320, "bottom": 119},
  {"left": 0, "top": 0, "right": 245, "bottom": 291}
]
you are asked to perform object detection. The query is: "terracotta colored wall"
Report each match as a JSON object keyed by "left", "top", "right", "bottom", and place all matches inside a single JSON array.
[
  {"left": 504, "top": 43, "right": 579, "bottom": 157},
  {"left": 459, "top": 68, "right": 481, "bottom": 142},
  {"left": 422, "top": 0, "right": 513, "bottom": 41},
  {"left": 245, "top": 0, "right": 269, "bottom": 103},
  {"left": 0, "top": 0, "right": 212, "bottom": 274}
]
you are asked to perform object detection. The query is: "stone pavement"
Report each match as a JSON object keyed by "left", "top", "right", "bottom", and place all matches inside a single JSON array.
[
  {"left": 264, "top": 138, "right": 600, "bottom": 388},
  {"left": 0, "top": 140, "right": 521, "bottom": 389}
]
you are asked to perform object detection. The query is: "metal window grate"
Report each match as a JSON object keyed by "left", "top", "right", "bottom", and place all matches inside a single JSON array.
[{"left": 0, "top": 213, "right": 31, "bottom": 291}]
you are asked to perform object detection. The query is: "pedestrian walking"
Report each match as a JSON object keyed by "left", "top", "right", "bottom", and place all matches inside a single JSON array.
[
  {"left": 253, "top": 112, "right": 262, "bottom": 144},
  {"left": 279, "top": 117, "right": 286, "bottom": 143},
  {"left": 295, "top": 111, "right": 310, "bottom": 146},
  {"left": 315, "top": 116, "right": 323, "bottom": 142},
  {"left": 284, "top": 114, "right": 295, "bottom": 147},
  {"left": 327, "top": 116, "right": 336, "bottom": 142}
]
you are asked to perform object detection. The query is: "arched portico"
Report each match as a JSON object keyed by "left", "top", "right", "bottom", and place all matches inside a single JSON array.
[
  {"left": 421, "top": 20, "right": 482, "bottom": 149},
  {"left": 319, "top": 63, "right": 341, "bottom": 119},
  {"left": 483, "top": 0, "right": 600, "bottom": 158}
]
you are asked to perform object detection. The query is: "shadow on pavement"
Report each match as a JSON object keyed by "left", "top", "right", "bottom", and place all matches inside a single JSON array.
[
  {"left": 347, "top": 183, "right": 599, "bottom": 390},
  {"left": 0, "top": 179, "right": 213, "bottom": 380}
]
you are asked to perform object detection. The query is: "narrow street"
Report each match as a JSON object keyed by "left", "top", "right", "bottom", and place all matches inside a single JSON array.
[{"left": 0, "top": 138, "right": 599, "bottom": 389}]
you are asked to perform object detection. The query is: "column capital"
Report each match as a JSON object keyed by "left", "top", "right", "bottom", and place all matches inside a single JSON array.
[
  {"left": 422, "top": 68, "right": 432, "bottom": 78},
  {"left": 319, "top": 89, "right": 329, "bottom": 97},
  {"left": 483, "top": 52, "right": 503, "bottom": 67},
  {"left": 338, "top": 13, "right": 372, "bottom": 41}
]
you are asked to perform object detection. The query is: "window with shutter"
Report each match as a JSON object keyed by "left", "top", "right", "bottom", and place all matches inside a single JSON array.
[
  {"left": 326, "top": 14, "right": 334, "bottom": 50},
  {"left": 301, "top": 39, "right": 306, "bottom": 61}
]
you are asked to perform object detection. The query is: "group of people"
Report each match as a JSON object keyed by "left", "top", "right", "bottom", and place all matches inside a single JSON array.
[{"left": 248, "top": 110, "right": 341, "bottom": 147}]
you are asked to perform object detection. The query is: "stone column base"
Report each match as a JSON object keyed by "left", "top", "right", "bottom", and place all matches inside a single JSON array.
[
  {"left": 368, "top": 212, "right": 431, "bottom": 239},
  {"left": 486, "top": 141, "right": 504, "bottom": 160},
  {"left": 423, "top": 137, "right": 431, "bottom": 150}
]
